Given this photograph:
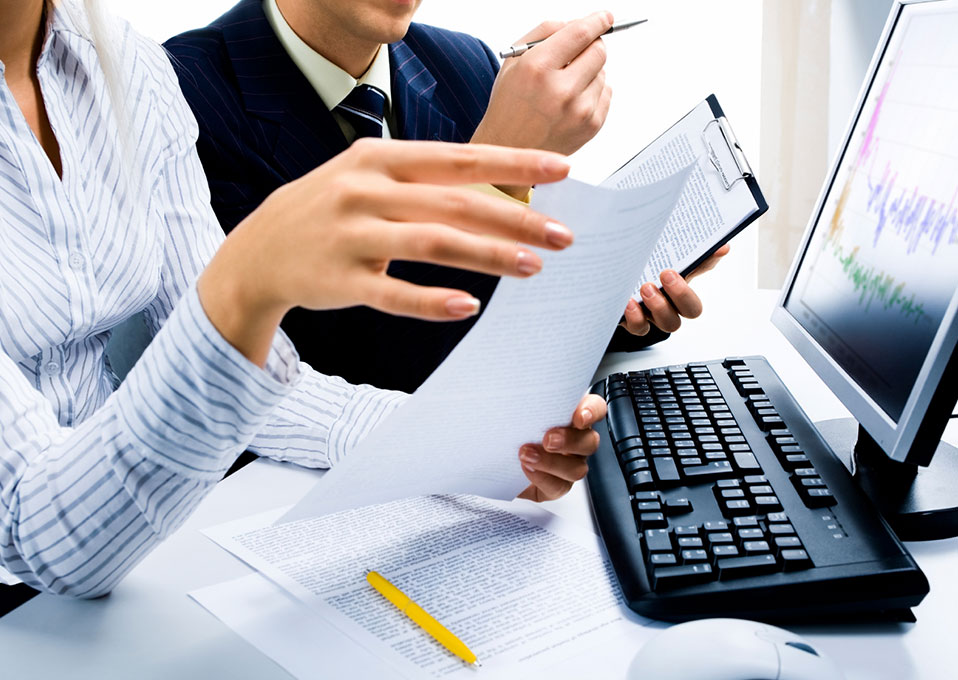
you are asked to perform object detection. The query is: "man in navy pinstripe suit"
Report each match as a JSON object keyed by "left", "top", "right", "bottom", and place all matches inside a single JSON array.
[{"left": 165, "top": 1, "right": 719, "bottom": 394}]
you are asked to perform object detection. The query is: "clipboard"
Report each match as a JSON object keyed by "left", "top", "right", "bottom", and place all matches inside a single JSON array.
[{"left": 604, "top": 94, "right": 768, "bottom": 284}]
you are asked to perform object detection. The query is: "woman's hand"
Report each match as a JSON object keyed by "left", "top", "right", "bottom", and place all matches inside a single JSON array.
[{"left": 198, "top": 140, "right": 573, "bottom": 366}]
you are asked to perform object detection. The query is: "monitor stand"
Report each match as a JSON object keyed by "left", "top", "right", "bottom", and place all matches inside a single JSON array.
[{"left": 816, "top": 418, "right": 958, "bottom": 542}]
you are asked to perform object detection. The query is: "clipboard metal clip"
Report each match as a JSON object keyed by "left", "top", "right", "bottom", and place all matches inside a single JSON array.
[{"left": 703, "top": 117, "right": 753, "bottom": 191}]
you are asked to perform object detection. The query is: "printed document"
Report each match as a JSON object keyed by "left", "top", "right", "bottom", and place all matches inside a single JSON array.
[
  {"left": 198, "top": 495, "right": 657, "bottom": 679},
  {"left": 282, "top": 172, "right": 690, "bottom": 523},
  {"left": 602, "top": 99, "right": 759, "bottom": 291}
]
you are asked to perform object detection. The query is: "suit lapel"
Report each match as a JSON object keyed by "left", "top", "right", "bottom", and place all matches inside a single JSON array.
[
  {"left": 220, "top": 0, "right": 347, "bottom": 180},
  {"left": 389, "top": 40, "right": 463, "bottom": 143}
]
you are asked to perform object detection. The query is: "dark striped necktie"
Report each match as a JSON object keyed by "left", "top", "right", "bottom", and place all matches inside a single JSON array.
[{"left": 335, "top": 84, "right": 387, "bottom": 140}]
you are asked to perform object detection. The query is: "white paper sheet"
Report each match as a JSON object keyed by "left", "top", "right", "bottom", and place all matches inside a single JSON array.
[
  {"left": 282, "top": 172, "right": 690, "bottom": 523},
  {"left": 199, "top": 496, "right": 659, "bottom": 679},
  {"left": 0, "top": 565, "right": 21, "bottom": 586},
  {"left": 602, "top": 99, "right": 758, "bottom": 290}
]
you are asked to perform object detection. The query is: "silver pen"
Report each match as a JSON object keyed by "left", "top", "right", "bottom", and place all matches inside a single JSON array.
[{"left": 498, "top": 19, "right": 648, "bottom": 59}]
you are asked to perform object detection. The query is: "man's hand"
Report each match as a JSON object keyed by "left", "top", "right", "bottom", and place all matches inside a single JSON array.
[
  {"left": 471, "top": 11, "right": 615, "bottom": 198},
  {"left": 621, "top": 245, "right": 730, "bottom": 336},
  {"left": 517, "top": 394, "right": 607, "bottom": 502}
]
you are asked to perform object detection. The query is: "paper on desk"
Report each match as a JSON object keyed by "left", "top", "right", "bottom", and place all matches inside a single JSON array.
[
  {"left": 602, "top": 99, "right": 758, "bottom": 292},
  {"left": 199, "top": 495, "right": 656, "bottom": 679},
  {"left": 281, "top": 172, "right": 690, "bottom": 523},
  {"left": 0, "top": 565, "right": 21, "bottom": 586}
]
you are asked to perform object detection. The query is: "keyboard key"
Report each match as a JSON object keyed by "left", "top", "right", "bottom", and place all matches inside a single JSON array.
[
  {"left": 608, "top": 396, "right": 641, "bottom": 443},
  {"left": 743, "top": 540, "right": 772, "bottom": 555},
  {"left": 716, "top": 479, "right": 741, "bottom": 488},
  {"left": 704, "top": 520, "right": 730, "bottom": 532},
  {"left": 678, "top": 537, "right": 704, "bottom": 549},
  {"left": 723, "top": 500, "right": 753, "bottom": 517},
  {"left": 738, "top": 528, "right": 765, "bottom": 540},
  {"left": 639, "top": 512, "right": 668, "bottom": 530},
  {"left": 774, "top": 536, "right": 803, "bottom": 549},
  {"left": 794, "top": 467, "right": 819, "bottom": 477},
  {"left": 649, "top": 552, "right": 678, "bottom": 566},
  {"left": 781, "top": 549, "right": 813, "bottom": 571},
  {"left": 664, "top": 497, "right": 693, "bottom": 515},
  {"left": 717, "top": 554, "right": 779, "bottom": 580},
  {"left": 644, "top": 529, "right": 673, "bottom": 553},
  {"left": 628, "top": 470, "right": 654, "bottom": 491},
  {"left": 754, "top": 495, "right": 783, "bottom": 512},
  {"left": 650, "top": 563, "right": 714, "bottom": 590},
  {"left": 804, "top": 487, "right": 837, "bottom": 508},
  {"left": 652, "top": 457, "right": 681, "bottom": 484},
  {"left": 682, "top": 549, "right": 709, "bottom": 563},
  {"left": 635, "top": 500, "right": 662, "bottom": 512},
  {"left": 733, "top": 451, "right": 762, "bottom": 470},
  {"left": 719, "top": 488, "right": 746, "bottom": 499},
  {"left": 766, "top": 512, "right": 789, "bottom": 523},
  {"left": 624, "top": 459, "right": 649, "bottom": 474},
  {"left": 768, "top": 523, "right": 796, "bottom": 535},
  {"left": 712, "top": 544, "right": 740, "bottom": 558},
  {"left": 619, "top": 448, "right": 646, "bottom": 464},
  {"left": 733, "top": 516, "right": 760, "bottom": 528},
  {"left": 799, "top": 477, "right": 827, "bottom": 488},
  {"left": 684, "top": 461, "right": 735, "bottom": 480},
  {"left": 632, "top": 491, "right": 659, "bottom": 502},
  {"left": 706, "top": 532, "right": 735, "bottom": 546},
  {"left": 744, "top": 475, "right": 768, "bottom": 485},
  {"left": 674, "top": 525, "right": 700, "bottom": 537},
  {"left": 748, "top": 485, "right": 774, "bottom": 496}
]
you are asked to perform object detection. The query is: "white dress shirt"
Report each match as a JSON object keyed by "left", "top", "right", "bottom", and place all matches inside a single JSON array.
[
  {"left": 263, "top": 0, "right": 395, "bottom": 141},
  {"left": 0, "top": 1, "right": 405, "bottom": 597}
]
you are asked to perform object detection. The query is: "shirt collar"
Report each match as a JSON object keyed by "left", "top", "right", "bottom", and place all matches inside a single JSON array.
[{"left": 262, "top": 0, "right": 392, "bottom": 112}]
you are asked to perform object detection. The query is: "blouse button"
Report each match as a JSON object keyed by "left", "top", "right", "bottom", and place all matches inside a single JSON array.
[
  {"left": 68, "top": 252, "right": 86, "bottom": 271},
  {"left": 45, "top": 361, "right": 61, "bottom": 375}
]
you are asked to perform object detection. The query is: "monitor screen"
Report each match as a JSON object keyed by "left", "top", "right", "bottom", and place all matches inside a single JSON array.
[{"left": 783, "top": 0, "right": 958, "bottom": 425}]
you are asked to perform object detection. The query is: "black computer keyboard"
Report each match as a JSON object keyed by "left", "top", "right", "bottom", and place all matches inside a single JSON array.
[{"left": 587, "top": 356, "right": 929, "bottom": 622}]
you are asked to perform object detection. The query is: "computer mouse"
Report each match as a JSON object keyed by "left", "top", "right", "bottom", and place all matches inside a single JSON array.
[{"left": 627, "top": 618, "right": 844, "bottom": 680}]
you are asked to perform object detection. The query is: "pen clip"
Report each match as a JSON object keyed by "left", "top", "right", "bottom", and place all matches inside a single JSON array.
[{"left": 702, "top": 117, "right": 753, "bottom": 191}]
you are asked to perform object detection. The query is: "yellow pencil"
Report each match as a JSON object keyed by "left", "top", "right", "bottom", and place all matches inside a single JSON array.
[{"left": 366, "top": 571, "right": 481, "bottom": 667}]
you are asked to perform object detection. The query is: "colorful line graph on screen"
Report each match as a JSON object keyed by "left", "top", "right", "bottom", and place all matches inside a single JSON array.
[{"left": 821, "top": 48, "right": 958, "bottom": 324}]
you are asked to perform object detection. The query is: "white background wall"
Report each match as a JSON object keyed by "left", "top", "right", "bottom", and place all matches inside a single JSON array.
[{"left": 106, "top": 0, "right": 763, "bottom": 302}]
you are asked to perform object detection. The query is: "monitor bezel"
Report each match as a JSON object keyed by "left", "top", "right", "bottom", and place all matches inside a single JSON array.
[{"left": 771, "top": 0, "right": 958, "bottom": 466}]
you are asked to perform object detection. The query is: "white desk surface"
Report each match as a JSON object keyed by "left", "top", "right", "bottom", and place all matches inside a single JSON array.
[{"left": 1, "top": 290, "right": 956, "bottom": 680}]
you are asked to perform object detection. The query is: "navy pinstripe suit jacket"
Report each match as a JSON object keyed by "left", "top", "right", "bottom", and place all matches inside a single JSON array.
[{"left": 165, "top": 0, "right": 661, "bottom": 393}]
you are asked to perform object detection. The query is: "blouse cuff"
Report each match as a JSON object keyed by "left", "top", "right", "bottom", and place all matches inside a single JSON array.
[{"left": 115, "top": 286, "right": 299, "bottom": 480}]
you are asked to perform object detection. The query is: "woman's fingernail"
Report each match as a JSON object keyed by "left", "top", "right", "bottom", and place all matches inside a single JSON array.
[
  {"left": 545, "top": 433, "right": 563, "bottom": 451},
  {"left": 541, "top": 155, "right": 570, "bottom": 175},
  {"left": 640, "top": 283, "right": 657, "bottom": 299},
  {"left": 445, "top": 296, "right": 480, "bottom": 317},
  {"left": 626, "top": 298, "right": 639, "bottom": 313},
  {"left": 545, "top": 221, "right": 574, "bottom": 247},
  {"left": 661, "top": 270, "right": 678, "bottom": 285},
  {"left": 580, "top": 407, "right": 593, "bottom": 424},
  {"left": 516, "top": 250, "right": 542, "bottom": 275},
  {"left": 520, "top": 446, "right": 540, "bottom": 465}
]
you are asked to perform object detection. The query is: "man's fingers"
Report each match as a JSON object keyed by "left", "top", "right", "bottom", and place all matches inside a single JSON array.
[
  {"left": 686, "top": 244, "right": 730, "bottom": 283},
  {"left": 514, "top": 20, "right": 566, "bottom": 45},
  {"left": 573, "top": 394, "right": 607, "bottom": 429},
  {"left": 639, "top": 283, "right": 682, "bottom": 333},
  {"left": 622, "top": 297, "right": 650, "bottom": 336},
  {"left": 520, "top": 445, "right": 589, "bottom": 485},
  {"left": 542, "top": 427, "right": 600, "bottom": 455},
  {"left": 563, "top": 34, "right": 608, "bottom": 91},
  {"left": 660, "top": 270, "right": 703, "bottom": 319},
  {"left": 354, "top": 139, "right": 570, "bottom": 188},
  {"left": 533, "top": 11, "right": 614, "bottom": 68},
  {"left": 359, "top": 278, "right": 482, "bottom": 321},
  {"left": 368, "top": 184, "right": 574, "bottom": 250}
]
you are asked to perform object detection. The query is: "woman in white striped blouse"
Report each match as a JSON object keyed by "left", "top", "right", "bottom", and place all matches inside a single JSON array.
[{"left": 0, "top": 0, "right": 607, "bottom": 597}]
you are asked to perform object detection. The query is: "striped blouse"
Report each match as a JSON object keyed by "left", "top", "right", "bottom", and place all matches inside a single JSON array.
[{"left": 0, "top": 2, "right": 405, "bottom": 597}]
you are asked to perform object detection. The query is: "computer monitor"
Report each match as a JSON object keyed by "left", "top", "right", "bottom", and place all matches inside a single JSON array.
[{"left": 771, "top": 0, "right": 958, "bottom": 541}]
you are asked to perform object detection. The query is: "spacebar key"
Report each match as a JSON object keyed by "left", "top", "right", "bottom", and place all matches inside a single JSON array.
[{"left": 682, "top": 461, "right": 734, "bottom": 480}]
